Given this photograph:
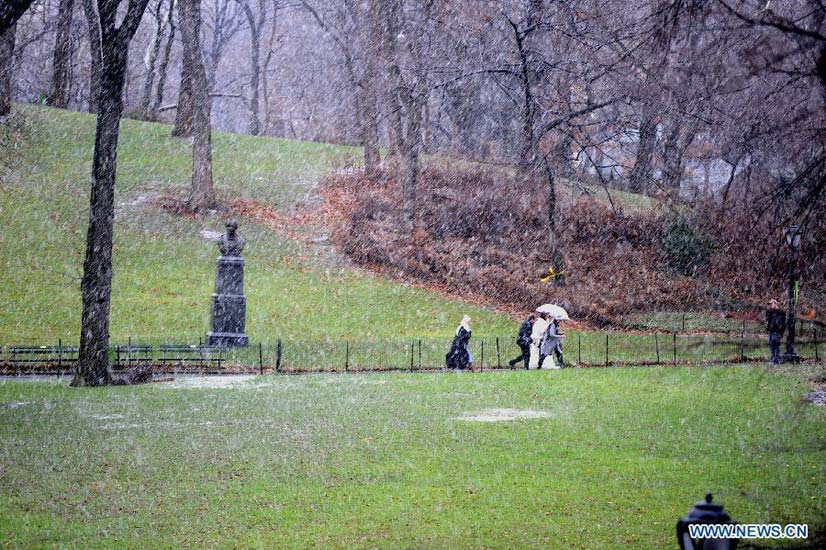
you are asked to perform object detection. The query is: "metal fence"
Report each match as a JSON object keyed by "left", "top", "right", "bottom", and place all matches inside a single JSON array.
[{"left": 0, "top": 330, "right": 822, "bottom": 375}]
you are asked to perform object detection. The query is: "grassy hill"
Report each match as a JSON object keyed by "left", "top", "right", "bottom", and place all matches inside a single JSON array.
[{"left": 0, "top": 105, "right": 516, "bottom": 344}]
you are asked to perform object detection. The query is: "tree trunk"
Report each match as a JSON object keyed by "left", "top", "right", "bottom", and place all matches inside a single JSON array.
[
  {"left": 151, "top": 0, "right": 176, "bottom": 118},
  {"left": 360, "top": 0, "right": 381, "bottom": 177},
  {"left": 362, "top": 76, "right": 380, "bottom": 178},
  {"left": 0, "top": 0, "right": 34, "bottom": 37},
  {"left": 80, "top": 0, "right": 100, "bottom": 113},
  {"left": 139, "top": 0, "right": 165, "bottom": 117},
  {"left": 242, "top": 1, "right": 262, "bottom": 136},
  {"left": 74, "top": 0, "right": 152, "bottom": 386},
  {"left": 0, "top": 23, "right": 16, "bottom": 116},
  {"left": 554, "top": 131, "right": 573, "bottom": 179},
  {"left": 179, "top": 0, "right": 215, "bottom": 210},
  {"left": 544, "top": 161, "right": 565, "bottom": 285},
  {"left": 172, "top": 1, "right": 194, "bottom": 138},
  {"left": 400, "top": 94, "right": 422, "bottom": 235},
  {"left": 46, "top": 0, "right": 75, "bottom": 109},
  {"left": 627, "top": 101, "right": 657, "bottom": 193}
]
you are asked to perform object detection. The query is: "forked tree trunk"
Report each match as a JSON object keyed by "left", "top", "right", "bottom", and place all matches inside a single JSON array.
[
  {"left": 46, "top": 0, "right": 75, "bottom": 109},
  {"left": 139, "top": 0, "right": 165, "bottom": 117},
  {"left": 151, "top": 0, "right": 176, "bottom": 118},
  {"left": 74, "top": 0, "right": 151, "bottom": 387},
  {"left": 0, "top": 23, "right": 16, "bottom": 116},
  {"left": 179, "top": 0, "right": 215, "bottom": 210}
]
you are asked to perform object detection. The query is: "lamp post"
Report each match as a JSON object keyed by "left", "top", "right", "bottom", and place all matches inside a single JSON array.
[
  {"left": 783, "top": 224, "right": 803, "bottom": 363},
  {"left": 676, "top": 493, "right": 739, "bottom": 549}
]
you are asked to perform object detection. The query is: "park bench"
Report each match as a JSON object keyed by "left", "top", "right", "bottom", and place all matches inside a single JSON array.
[
  {"left": 4, "top": 345, "right": 79, "bottom": 372},
  {"left": 113, "top": 344, "right": 153, "bottom": 369},
  {"left": 158, "top": 344, "right": 226, "bottom": 370}
]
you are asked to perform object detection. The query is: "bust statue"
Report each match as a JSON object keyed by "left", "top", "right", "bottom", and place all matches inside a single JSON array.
[{"left": 217, "top": 220, "right": 246, "bottom": 256}]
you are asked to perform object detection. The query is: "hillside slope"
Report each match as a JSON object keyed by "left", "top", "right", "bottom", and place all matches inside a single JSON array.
[{"left": 0, "top": 105, "right": 516, "bottom": 343}]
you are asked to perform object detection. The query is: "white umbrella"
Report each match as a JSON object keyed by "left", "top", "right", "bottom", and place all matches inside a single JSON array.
[{"left": 535, "top": 303, "right": 569, "bottom": 320}]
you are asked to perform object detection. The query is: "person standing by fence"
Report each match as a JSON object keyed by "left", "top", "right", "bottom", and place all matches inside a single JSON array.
[
  {"left": 446, "top": 315, "right": 473, "bottom": 370},
  {"left": 766, "top": 299, "right": 786, "bottom": 364},
  {"left": 508, "top": 314, "right": 535, "bottom": 369}
]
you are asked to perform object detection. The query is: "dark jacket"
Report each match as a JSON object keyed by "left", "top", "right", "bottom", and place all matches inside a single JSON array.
[
  {"left": 766, "top": 309, "right": 786, "bottom": 335},
  {"left": 516, "top": 318, "right": 533, "bottom": 347},
  {"left": 446, "top": 327, "right": 472, "bottom": 368}
]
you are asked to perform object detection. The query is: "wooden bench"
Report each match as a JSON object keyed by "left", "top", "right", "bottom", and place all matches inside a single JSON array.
[
  {"left": 158, "top": 344, "right": 225, "bottom": 369},
  {"left": 4, "top": 345, "right": 79, "bottom": 372},
  {"left": 113, "top": 344, "right": 153, "bottom": 369}
]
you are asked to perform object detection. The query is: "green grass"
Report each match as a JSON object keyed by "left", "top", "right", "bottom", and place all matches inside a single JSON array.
[
  {"left": 0, "top": 105, "right": 514, "bottom": 344},
  {"left": 0, "top": 365, "right": 824, "bottom": 548}
]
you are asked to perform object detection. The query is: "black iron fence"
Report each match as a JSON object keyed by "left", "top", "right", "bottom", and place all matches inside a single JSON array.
[{"left": 0, "top": 330, "right": 822, "bottom": 375}]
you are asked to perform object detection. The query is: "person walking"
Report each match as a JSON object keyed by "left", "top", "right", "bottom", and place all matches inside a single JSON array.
[
  {"left": 508, "top": 314, "right": 535, "bottom": 369},
  {"left": 446, "top": 315, "right": 473, "bottom": 370},
  {"left": 529, "top": 311, "right": 549, "bottom": 369},
  {"left": 766, "top": 299, "right": 786, "bottom": 364},
  {"left": 548, "top": 317, "right": 566, "bottom": 368}
]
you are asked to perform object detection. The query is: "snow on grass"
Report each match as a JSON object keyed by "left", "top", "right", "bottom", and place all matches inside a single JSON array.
[
  {"left": 456, "top": 408, "right": 554, "bottom": 422},
  {"left": 160, "top": 375, "right": 258, "bottom": 389}
]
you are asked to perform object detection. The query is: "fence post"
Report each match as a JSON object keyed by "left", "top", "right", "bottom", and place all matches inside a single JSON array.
[
  {"left": 495, "top": 337, "right": 501, "bottom": 369},
  {"left": 58, "top": 338, "right": 62, "bottom": 371},
  {"left": 480, "top": 340, "right": 484, "bottom": 372},
  {"left": 740, "top": 319, "right": 746, "bottom": 362},
  {"left": 410, "top": 341, "right": 414, "bottom": 372},
  {"left": 345, "top": 341, "right": 349, "bottom": 372},
  {"left": 578, "top": 334, "right": 581, "bottom": 366},
  {"left": 654, "top": 333, "right": 660, "bottom": 364},
  {"left": 275, "top": 339, "right": 282, "bottom": 373},
  {"left": 673, "top": 333, "right": 677, "bottom": 365},
  {"left": 259, "top": 343, "right": 263, "bottom": 375},
  {"left": 682, "top": 314, "right": 686, "bottom": 332},
  {"left": 605, "top": 334, "right": 609, "bottom": 367},
  {"left": 418, "top": 340, "right": 422, "bottom": 370}
]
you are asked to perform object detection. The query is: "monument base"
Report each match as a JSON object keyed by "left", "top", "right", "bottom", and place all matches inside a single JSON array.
[{"left": 206, "top": 331, "right": 249, "bottom": 347}]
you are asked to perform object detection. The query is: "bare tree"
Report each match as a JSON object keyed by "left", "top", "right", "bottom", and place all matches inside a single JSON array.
[
  {"left": 138, "top": 0, "right": 167, "bottom": 117},
  {"left": 73, "top": 0, "right": 151, "bottom": 387},
  {"left": 151, "top": 0, "right": 176, "bottom": 117},
  {"left": 239, "top": 0, "right": 265, "bottom": 135},
  {"left": 179, "top": 0, "right": 216, "bottom": 210},
  {"left": 301, "top": 0, "right": 381, "bottom": 176}
]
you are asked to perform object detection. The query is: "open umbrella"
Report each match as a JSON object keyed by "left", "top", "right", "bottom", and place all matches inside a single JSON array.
[{"left": 535, "top": 303, "right": 569, "bottom": 320}]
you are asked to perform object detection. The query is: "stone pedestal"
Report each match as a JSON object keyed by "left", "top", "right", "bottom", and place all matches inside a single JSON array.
[
  {"left": 207, "top": 256, "right": 248, "bottom": 347},
  {"left": 207, "top": 221, "right": 248, "bottom": 347}
]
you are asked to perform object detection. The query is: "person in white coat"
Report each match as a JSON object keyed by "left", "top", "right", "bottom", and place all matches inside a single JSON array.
[{"left": 528, "top": 311, "right": 550, "bottom": 369}]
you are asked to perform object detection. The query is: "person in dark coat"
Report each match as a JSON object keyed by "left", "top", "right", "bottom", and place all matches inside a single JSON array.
[
  {"left": 508, "top": 314, "right": 535, "bottom": 369},
  {"left": 766, "top": 299, "right": 786, "bottom": 364},
  {"left": 446, "top": 315, "right": 472, "bottom": 369}
]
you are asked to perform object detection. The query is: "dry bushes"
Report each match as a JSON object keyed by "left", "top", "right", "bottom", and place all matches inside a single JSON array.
[{"left": 327, "top": 165, "right": 824, "bottom": 325}]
